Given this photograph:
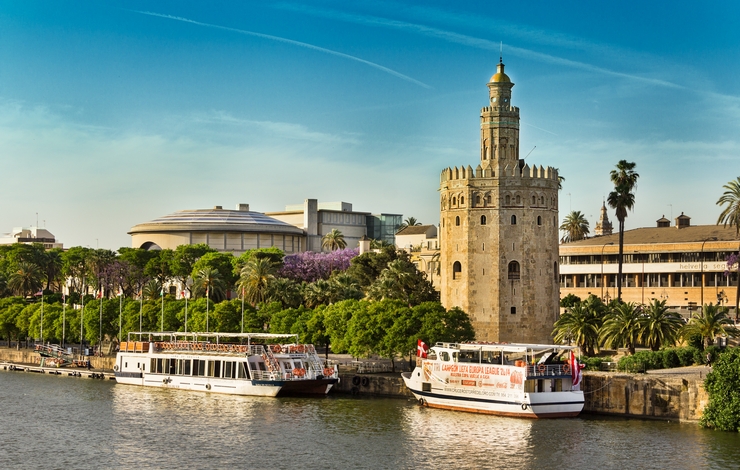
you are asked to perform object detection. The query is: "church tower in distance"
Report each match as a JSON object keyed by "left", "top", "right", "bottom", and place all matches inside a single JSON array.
[{"left": 439, "top": 61, "right": 560, "bottom": 344}]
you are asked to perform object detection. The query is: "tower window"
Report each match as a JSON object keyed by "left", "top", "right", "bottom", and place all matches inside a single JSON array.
[
  {"left": 541, "top": 196, "right": 545, "bottom": 205},
  {"left": 461, "top": 196, "right": 465, "bottom": 205},
  {"left": 452, "top": 197, "right": 456, "bottom": 205},
  {"left": 508, "top": 261, "right": 520, "bottom": 280},
  {"left": 476, "top": 195, "right": 481, "bottom": 205},
  {"left": 505, "top": 195, "right": 510, "bottom": 205},
  {"left": 515, "top": 195, "right": 521, "bottom": 205},
  {"left": 481, "top": 215, "right": 487, "bottom": 225},
  {"left": 511, "top": 307, "right": 516, "bottom": 315},
  {"left": 455, "top": 216, "right": 460, "bottom": 226},
  {"left": 532, "top": 196, "right": 536, "bottom": 205},
  {"left": 487, "top": 195, "right": 492, "bottom": 204},
  {"left": 537, "top": 216, "right": 542, "bottom": 226},
  {"left": 453, "top": 261, "right": 462, "bottom": 280},
  {"left": 511, "top": 215, "right": 517, "bottom": 225}
]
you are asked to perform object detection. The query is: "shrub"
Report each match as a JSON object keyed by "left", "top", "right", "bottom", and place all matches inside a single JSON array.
[
  {"left": 700, "top": 347, "right": 740, "bottom": 431},
  {"left": 661, "top": 349, "right": 680, "bottom": 369},
  {"left": 676, "top": 347, "right": 698, "bottom": 367},
  {"left": 581, "top": 356, "right": 612, "bottom": 371}
]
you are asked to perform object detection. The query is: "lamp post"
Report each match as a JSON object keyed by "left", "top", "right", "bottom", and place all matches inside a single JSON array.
[
  {"left": 700, "top": 237, "right": 718, "bottom": 308},
  {"left": 601, "top": 242, "right": 614, "bottom": 301}
]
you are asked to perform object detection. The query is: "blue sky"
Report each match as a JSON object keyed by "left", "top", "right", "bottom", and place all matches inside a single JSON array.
[{"left": 1, "top": 1, "right": 739, "bottom": 249}]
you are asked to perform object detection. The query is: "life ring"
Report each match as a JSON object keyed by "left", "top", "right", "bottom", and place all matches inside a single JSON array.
[
  {"left": 113, "top": 365, "right": 119, "bottom": 372},
  {"left": 272, "top": 345, "right": 282, "bottom": 353},
  {"left": 562, "top": 363, "right": 571, "bottom": 374},
  {"left": 521, "top": 403, "right": 528, "bottom": 411},
  {"left": 205, "top": 384, "right": 211, "bottom": 390},
  {"left": 361, "top": 376, "right": 370, "bottom": 387},
  {"left": 323, "top": 368, "right": 334, "bottom": 377},
  {"left": 419, "top": 398, "right": 426, "bottom": 406},
  {"left": 294, "top": 368, "right": 305, "bottom": 377},
  {"left": 240, "top": 346, "right": 247, "bottom": 353},
  {"left": 352, "top": 376, "right": 361, "bottom": 386},
  {"left": 294, "top": 345, "right": 305, "bottom": 354},
  {"left": 537, "top": 363, "right": 546, "bottom": 373}
]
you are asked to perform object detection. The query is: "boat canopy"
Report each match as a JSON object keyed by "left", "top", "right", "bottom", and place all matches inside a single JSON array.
[{"left": 126, "top": 331, "right": 299, "bottom": 345}]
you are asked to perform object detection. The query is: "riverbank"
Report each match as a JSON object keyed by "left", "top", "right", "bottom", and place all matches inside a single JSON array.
[{"left": 0, "top": 347, "right": 708, "bottom": 421}]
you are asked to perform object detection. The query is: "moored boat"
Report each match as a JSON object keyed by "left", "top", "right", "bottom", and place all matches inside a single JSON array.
[
  {"left": 115, "top": 332, "right": 338, "bottom": 397},
  {"left": 402, "top": 342, "right": 584, "bottom": 418}
]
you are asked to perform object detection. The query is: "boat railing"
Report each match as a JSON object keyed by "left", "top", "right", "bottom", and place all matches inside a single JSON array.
[{"left": 527, "top": 363, "right": 572, "bottom": 378}]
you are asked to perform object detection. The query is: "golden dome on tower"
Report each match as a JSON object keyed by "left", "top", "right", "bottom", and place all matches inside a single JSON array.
[{"left": 490, "top": 62, "right": 511, "bottom": 83}]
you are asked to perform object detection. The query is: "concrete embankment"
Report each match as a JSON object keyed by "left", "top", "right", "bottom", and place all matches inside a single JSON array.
[
  {"left": 0, "top": 347, "right": 115, "bottom": 370},
  {"left": 335, "top": 371, "right": 414, "bottom": 398}
]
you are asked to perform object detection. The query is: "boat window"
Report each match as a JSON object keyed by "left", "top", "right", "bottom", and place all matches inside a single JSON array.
[
  {"left": 193, "top": 359, "right": 206, "bottom": 376},
  {"left": 294, "top": 361, "right": 303, "bottom": 369},
  {"left": 257, "top": 361, "right": 267, "bottom": 371},
  {"left": 167, "top": 359, "right": 176, "bottom": 375},
  {"left": 155, "top": 358, "right": 163, "bottom": 374},
  {"left": 224, "top": 361, "right": 233, "bottom": 379},
  {"left": 184, "top": 359, "right": 191, "bottom": 376},
  {"left": 482, "top": 351, "right": 501, "bottom": 364},
  {"left": 176, "top": 359, "right": 184, "bottom": 375},
  {"left": 207, "top": 360, "right": 220, "bottom": 378},
  {"left": 125, "top": 362, "right": 128, "bottom": 368},
  {"left": 452, "top": 352, "right": 459, "bottom": 362},
  {"left": 238, "top": 362, "right": 250, "bottom": 379},
  {"left": 440, "top": 351, "right": 450, "bottom": 362},
  {"left": 283, "top": 362, "right": 293, "bottom": 370},
  {"left": 427, "top": 351, "right": 437, "bottom": 360}
]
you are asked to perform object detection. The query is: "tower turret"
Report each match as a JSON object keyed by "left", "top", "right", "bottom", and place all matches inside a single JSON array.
[{"left": 480, "top": 60, "right": 520, "bottom": 170}]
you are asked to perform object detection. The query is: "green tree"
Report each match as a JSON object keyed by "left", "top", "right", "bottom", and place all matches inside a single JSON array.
[
  {"left": 559, "top": 210, "right": 590, "bottom": 243},
  {"left": 322, "top": 229, "right": 347, "bottom": 251},
  {"left": 144, "top": 249, "right": 174, "bottom": 288},
  {"left": 560, "top": 293, "right": 582, "bottom": 309},
  {"left": 7, "top": 261, "right": 44, "bottom": 297},
  {"left": 346, "top": 245, "right": 400, "bottom": 288},
  {"left": 62, "top": 246, "right": 93, "bottom": 296},
  {"left": 265, "top": 277, "right": 303, "bottom": 309},
  {"left": 552, "top": 300, "right": 602, "bottom": 356},
  {"left": 324, "top": 299, "right": 366, "bottom": 353},
  {"left": 41, "top": 248, "right": 64, "bottom": 292},
  {"left": 639, "top": 299, "right": 683, "bottom": 351},
  {"left": 237, "top": 257, "right": 277, "bottom": 306},
  {"left": 607, "top": 160, "right": 639, "bottom": 301},
  {"left": 681, "top": 303, "right": 738, "bottom": 349},
  {"left": 191, "top": 252, "right": 237, "bottom": 291},
  {"left": 192, "top": 267, "right": 226, "bottom": 302},
  {"left": 397, "top": 217, "right": 422, "bottom": 231},
  {"left": 418, "top": 305, "right": 475, "bottom": 345},
  {"left": 367, "top": 258, "right": 438, "bottom": 306},
  {"left": 600, "top": 302, "right": 642, "bottom": 355},
  {"left": 234, "top": 247, "right": 284, "bottom": 272},
  {"left": 700, "top": 347, "right": 740, "bottom": 431},
  {"left": 716, "top": 177, "right": 740, "bottom": 315},
  {"left": 0, "top": 297, "right": 25, "bottom": 345},
  {"left": 170, "top": 244, "right": 216, "bottom": 295}
]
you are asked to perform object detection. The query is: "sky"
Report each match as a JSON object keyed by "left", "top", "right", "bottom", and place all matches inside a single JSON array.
[{"left": 1, "top": 1, "right": 739, "bottom": 250}]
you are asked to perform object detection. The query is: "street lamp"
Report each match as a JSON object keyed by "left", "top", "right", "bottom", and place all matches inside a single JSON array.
[{"left": 601, "top": 242, "right": 614, "bottom": 301}]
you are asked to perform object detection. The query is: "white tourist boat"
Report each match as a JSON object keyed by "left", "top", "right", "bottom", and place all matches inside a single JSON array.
[
  {"left": 402, "top": 342, "right": 585, "bottom": 418},
  {"left": 115, "top": 332, "right": 338, "bottom": 397}
]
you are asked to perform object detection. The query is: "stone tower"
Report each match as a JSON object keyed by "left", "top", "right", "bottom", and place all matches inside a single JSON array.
[
  {"left": 594, "top": 201, "right": 613, "bottom": 236},
  {"left": 439, "top": 61, "right": 560, "bottom": 344}
]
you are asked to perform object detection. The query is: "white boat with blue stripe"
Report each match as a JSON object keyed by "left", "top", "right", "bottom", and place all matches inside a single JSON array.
[
  {"left": 402, "top": 342, "right": 584, "bottom": 418},
  {"left": 115, "top": 332, "right": 338, "bottom": 397}
]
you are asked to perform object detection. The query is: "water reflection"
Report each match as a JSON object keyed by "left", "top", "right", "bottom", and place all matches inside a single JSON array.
[{"left": 3, "top": 372, "right": 740, "bottom": 469}]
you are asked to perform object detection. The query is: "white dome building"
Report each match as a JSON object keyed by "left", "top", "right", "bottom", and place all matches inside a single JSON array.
[{"left": 129, "top": 204, "right": 305, "bottom": 254}]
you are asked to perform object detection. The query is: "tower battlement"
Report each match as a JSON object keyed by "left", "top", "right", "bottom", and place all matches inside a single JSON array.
[
  {"left": 440, "top": 164, "right": 558, "bottom": 183},
  {"left": 480, "top": 105, "right": 519, "bottom": 114}
]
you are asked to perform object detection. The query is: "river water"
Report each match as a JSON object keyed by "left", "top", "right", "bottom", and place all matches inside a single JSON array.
[{"left": 2, "top": 371, "right": 739, "bottom": 469}]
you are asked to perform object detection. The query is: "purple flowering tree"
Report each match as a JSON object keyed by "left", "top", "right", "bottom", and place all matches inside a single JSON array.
[{"left": 279, "top": 248, "right": 359, "bottom": 283}]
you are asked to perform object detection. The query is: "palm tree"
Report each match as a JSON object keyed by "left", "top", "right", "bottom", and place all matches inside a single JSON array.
[
  {"left": 321, "top": 229, "right": 347, "bottom": 251},
  {"left": 552, "top": 301, "right": 601, "bottom": 356},
  {"left": 398, "top": 217, "right": 422, "bottom": 231},
  {"left": 716, "top": 177, "right": 740, "bottom": 315},
  {"left": 193, "top": 268, "right": 226, "bottom": 301},
  {"left": 237, "top": 258, "right": 277, "bottom": 306},
  {"left": 554, "top": 168, "right": 565, "bottom": 190},
  {"left": 8, "top": 261, "right": 44, "bottom": 297},
  {"left": 559, "top": 211, "right": 590, "bottom": 243},
  {"left": 142, "top": 279, "right": 163, "bottom": 300},
  {"left": 681, "top": 303, "right": 738, "bottom": 349},
  {"left": 600, "top": 302, "right": 642, "bottom": 355},
  {"left": 607, "top": 160, "right": 639, "bottom": 301},
  {"left": 639, "top": 299, "right": 683, "bottom": 351}
]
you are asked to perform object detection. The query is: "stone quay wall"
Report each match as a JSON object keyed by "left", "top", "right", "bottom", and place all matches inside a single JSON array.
[
  {"left": 582, "top": 372, "right": 708, "bottom": 422},
  {"left": 0, "top": 348, "right": 116, "bottom": 370}
]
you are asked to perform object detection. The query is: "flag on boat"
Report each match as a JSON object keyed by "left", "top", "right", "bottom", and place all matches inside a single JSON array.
[
  {"left": 570, "top": 351, "right": 586, "bottom": 390},
  {"left": 417, "top": 339, "right": 429, "bottom": 358}
]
